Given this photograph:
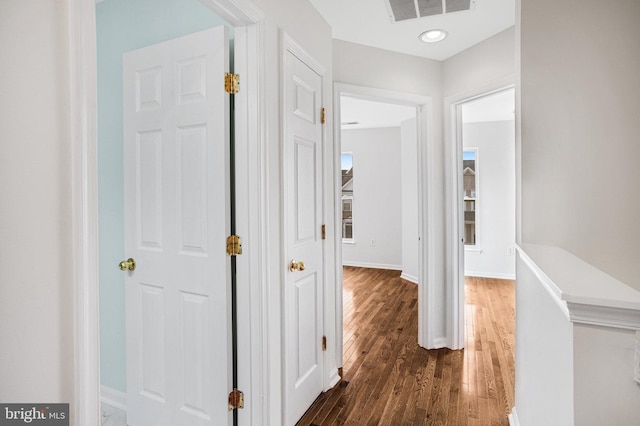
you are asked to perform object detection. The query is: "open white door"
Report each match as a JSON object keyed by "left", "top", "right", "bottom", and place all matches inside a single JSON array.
[
  {"left": 283, "top": 46, "right": 325, "bottom": 425},
  {"left": 123, "top": 27, "right": 231, "bottom": 426}
]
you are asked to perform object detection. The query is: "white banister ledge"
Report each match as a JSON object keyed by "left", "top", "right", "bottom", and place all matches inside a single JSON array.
[{"left": 517, "top": 244, "right": 640, "bottom": 330}]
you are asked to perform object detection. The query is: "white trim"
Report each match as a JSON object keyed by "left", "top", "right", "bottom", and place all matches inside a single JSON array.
[
  {"left": 197, "top": 0, "right": 264, "bottom": 24},
  {"left": 333, "top": 83, "right": 436, "bottom": 351},
  {"left": 342, "top": 261, "right": 402, "bottom": 271},
  {"left": 566, "top": 302, "right": 640, "bottom": 330},
  {"left": 516, "top": 244, "right": 570, "bottom": 319},
  {"left": 321, "top": 69, "right": 337, "bottom": 395},
  {"left": 444, "top": 75, "right": 516, "bottom": 350},
  {"left": 327, "top": 369, "right": 341, "bottom": 389},
  {"left": 419, "top": 97, "right": 437, "bottom": 350},
  {"left": 332, "top": 85, "right": 345, "bottom": 376},
  {"left": 518, "top": 244, "right": 640, "bottom": 330},
  {"left": 232, "top": 21, "right": 267, "bottom": 426},
  {"left": 465, "top": 271, "right": 516, "bottom": 280},
  {"left": 465, "top": 247, "right": 483, "bottom": 254},
  {"left": 400, "top": 272, "right": 419, "bottom": 284},
  {"left": 73, "top": 1, "right": 265, "bottom": 425},
  {"left": 100, "top": 386, "right": 127, "bottom": 412},
  {"left": 432, "top": 337, "right": 448, "bottom": 349},
  {"left": 282, "top": 34, "right": 326, "bottom": 76},
  {"left": 508, "top": 407, "right": 520, "bottom": 426},
  {"left": 340, "top": 194, "right": 354, "bottom": 243},
  {"left": 69, "top": 1, "right": 100, "bottom": 425},
  {"left": 462, "top": 147, "right": 479, "bottom": 247}
]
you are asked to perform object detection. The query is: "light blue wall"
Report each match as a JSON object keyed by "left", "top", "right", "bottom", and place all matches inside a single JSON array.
[{"left": 97, "top": 0, "right": 232, "bottom": 392}]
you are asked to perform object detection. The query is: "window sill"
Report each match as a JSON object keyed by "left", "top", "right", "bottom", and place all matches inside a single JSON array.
[{"left": 342, "top": 239, "right": 355, "bottom": 245}]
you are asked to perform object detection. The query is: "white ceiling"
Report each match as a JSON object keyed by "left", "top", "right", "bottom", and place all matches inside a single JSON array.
[
  {"left": 309, "top": 0, "right": 515, "bottom": 61},
  {"left": 341, "top": 88, "right": 514, "bottom": 130}
]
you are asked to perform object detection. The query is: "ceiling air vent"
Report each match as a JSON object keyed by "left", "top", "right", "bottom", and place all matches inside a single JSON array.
[{"left": 385, "top": 0, "right": 475, "bottom": 23}]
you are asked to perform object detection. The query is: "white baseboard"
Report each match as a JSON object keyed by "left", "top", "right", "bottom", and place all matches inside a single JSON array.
[
  {"left": 100, "top": 385, "right": 127, "bottom": 411},
  {"left": 508, "top": 407, "right": 520, "bottom": 426},
  {"left": 465, "top": 270, "right": 516, "bottom": 280},
  {"left": 342, "top": 261, "right": 402, "bottom": 271},
  {"left": 432, "top": 336, "right": 448, "bottom": 349},
  {"left": 399, "top": 272, "right": 418, "bottom": 284},
  {"left": 327, "top": 367, "right": 341, "bottom": 390}
]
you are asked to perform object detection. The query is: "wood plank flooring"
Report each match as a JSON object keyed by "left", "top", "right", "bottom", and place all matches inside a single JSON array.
[{"left": 297, "top": 267, "right": 515, "bottom": 426}]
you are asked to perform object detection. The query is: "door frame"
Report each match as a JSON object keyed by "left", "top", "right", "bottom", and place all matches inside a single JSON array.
[
  {"left": 443, "top": 74, "right": 516, "bottom": 349},
  {"left": 68, "top": 0, "right": 266, "bottom": 424},
  {"left": 332, "top": 83, "right": 436, "bottom": 365}
]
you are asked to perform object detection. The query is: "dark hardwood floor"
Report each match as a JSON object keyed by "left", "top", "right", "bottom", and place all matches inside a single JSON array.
[{"left": 297, "top": 267, "right": 515, "bottom": 426}]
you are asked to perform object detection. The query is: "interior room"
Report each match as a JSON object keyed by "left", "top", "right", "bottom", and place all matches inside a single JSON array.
[{"left": 3, "top": 0, "right": 640, "bottom": 425}]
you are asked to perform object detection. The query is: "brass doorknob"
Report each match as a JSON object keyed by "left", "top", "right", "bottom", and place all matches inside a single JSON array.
[
  {"left": 119, "top": 258, "right": 136, "bottom": 271},
  {"left": 289, "top": 259, "right": 305, "bottom": 272}
]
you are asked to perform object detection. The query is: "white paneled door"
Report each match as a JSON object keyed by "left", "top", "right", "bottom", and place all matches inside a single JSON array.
[
  {"left": 123, "top": 27, "right": 231, "bottom": 426},
  {"left": 283, "top": 46, "right": 325, "bottom": 425}
]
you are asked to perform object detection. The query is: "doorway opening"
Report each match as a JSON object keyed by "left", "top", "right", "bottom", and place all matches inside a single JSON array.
[
  {"left": 338, "top": 96, "right": 418, "bottom": 276},
  {"left": 453, "top": 85, "right": 517, "bottom": 421},
  {"left": 445, "top": 79, "right": 516, "bottom": 350},
  {"left": 332, "top": 83, "right": 437, "bottom": 378},
  {"left": 338, "top": 93, "right": 420, "bottom": 391},
  {"left": 97, "top": 3, "right": 236, "bottom": 424},
  {"left": 458, "top": 88, "right": 516, "bottom": 280},
  {"left": 71, "top": 0, "right": 266, "bottom": 424}
]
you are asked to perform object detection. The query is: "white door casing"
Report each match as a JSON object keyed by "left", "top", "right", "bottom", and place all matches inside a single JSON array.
[
  {"left": 123, "top": 27, "right": 231, "bottom": 426},
  {"left": 443, "top": 77, "right": 516, "bottom": 350},
  {"left": 69, "top": 0, "right": 267, "bottom": 424},
  {"left": 283, "top": 40, "right": 326, "bottom": 425},
  {"left": 332, "top": 83, "right": 436, "bottom": 356}
]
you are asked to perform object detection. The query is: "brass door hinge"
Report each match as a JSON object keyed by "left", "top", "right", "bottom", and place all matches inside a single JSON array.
[
  {"left": 228, "top": 389, "right": 244, "bottom": 410},
  {"left": 322, "top": 335, "right": 327, "bottom": 351},
  {"left": 321, "top": 224, "right": 326, "bottom": 240},
  {"left": 226, "top": 235, "right": 242, "bottom": 256},
  {"left": 321, "top": 107, "right": 326, "bottom": 124},
  {"left": 225, "top": 73, "right": 240, "bottom": 94}
]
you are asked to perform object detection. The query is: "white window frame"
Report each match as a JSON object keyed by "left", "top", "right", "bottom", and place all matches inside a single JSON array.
[
  {"left": 463, "top": 147, "right": 480, "bottom": 251},
  {"left": 341, "top": 152, "right": 355, "bottom": 244},
  {"left": 341, "top": 194, "right": 354, "bottom": 243}
]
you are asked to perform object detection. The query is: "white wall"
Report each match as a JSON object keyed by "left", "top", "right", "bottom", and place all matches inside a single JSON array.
[
  {"left": 401, "top": 118, "right": 419, "bottom": 283},
  {"left": 519, "top": 0, "right": 640, "bottom": 290},
  {"left": 340, "top": 119, "right": 419, "bottom": 280},
  {"left": 515, "top": 254, "right": 574, "bottom": 425},
  {"left": 334, "top": 39, "right": 443, "bottom": 99},
  {"left": 443, "top": 27, "right": 515, "bottom": 97},
  {"left": 0, "top": 0, "right": 73, "bottom": 403},
  {"left": 573, "top": 324, "right": 640, "bottom": 426},
  {"left": 463, "top": 121, "right": 516, "bottom": 279},
  {"left": 333, "top": 39, "right": 447, "bottom": 339},
  {"left": 342, "top": 127, "right": 402, "bottom": 269}
]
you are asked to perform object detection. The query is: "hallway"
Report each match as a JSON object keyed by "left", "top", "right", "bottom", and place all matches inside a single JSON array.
[{"left": 297, "top": 267, "right": 515, "bottom": 425}]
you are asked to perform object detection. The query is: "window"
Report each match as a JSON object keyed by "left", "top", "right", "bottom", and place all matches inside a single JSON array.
[
  {"left": 342, "top": 153, "right": 354, "bottom": 242},
  {"left": 463, "top": 149, "right": 477, "bottom": 246}
]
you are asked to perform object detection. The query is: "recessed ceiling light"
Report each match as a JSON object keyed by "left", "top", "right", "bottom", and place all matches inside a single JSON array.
[{"left": 419, "top": 29, "right": 448, "bottom": 43}]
